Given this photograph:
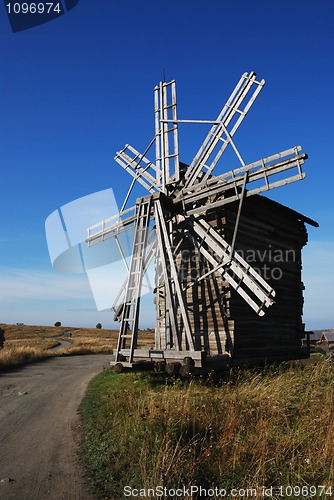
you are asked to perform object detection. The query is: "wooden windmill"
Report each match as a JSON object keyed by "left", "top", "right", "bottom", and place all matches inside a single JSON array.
[{"left": 87, "top": 71, "right": 315, "bottom": 373}]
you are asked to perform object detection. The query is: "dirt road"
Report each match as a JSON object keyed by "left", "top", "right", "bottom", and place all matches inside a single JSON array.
[{"left": 0, "top": 355, "right": 111, "bottom": 500}]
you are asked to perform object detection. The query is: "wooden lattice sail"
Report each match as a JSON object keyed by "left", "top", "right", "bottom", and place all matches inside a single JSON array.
[{"left": 87, "top": 72, "right": 318, "bottom": 373}]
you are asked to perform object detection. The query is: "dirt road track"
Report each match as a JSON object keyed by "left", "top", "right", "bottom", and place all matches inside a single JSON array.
[{"left": 0, "top": 355, "right": 111, "bottom": 500}]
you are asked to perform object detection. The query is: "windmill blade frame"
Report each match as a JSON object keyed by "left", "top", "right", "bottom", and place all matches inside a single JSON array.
[
  {"left": 179, "top": 146, "right": 307, "bottom": 216},
  {"left": 182, "top": 71, "right": 265, "bottom": 188},
  {"left": 185, "top": 215, "right": 276, "bottom": 316},
  {"left": 154, "top": 80, "right": 180, "bottom": 189},
  {"left": 115, "top": 143, "right": 161, "bottom": 194},
  {"left": 81, "top": 71, "right": 317, "bottom": 374}
]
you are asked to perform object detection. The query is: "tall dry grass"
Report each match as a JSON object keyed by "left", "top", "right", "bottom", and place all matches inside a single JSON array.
[
  {"left": 80, "top": 360, "right": 334, "bottom": 499},
  {"left": 0, "top": 345, "right": 52, "bottom": 368},
  {"left": 0, "top": 323, "right": 119, "bottom": 369},
  {"left": 0, "top": 324, "right": 59, "bottom": 368},
  {"left": 0, "top": 323, "right": 154, "bottom": 369}
]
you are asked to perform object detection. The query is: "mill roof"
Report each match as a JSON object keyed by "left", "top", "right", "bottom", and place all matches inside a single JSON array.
[
  {"left": 249, "top": 194, "right": 319, "bottom": 228},
  {"left": 320, "top": 331, "right": 334, "bottom": 342}
]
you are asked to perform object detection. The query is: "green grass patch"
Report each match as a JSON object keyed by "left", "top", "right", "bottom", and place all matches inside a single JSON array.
[{"left": 80, "top": 362, "right": 334, "bottom": 499}]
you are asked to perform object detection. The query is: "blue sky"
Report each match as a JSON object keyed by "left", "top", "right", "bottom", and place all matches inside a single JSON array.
[{"left": 0, "top": 0, "right": 333, "bottom": 329}]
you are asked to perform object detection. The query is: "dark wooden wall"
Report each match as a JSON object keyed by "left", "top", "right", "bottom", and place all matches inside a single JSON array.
[
  {"left": 156, "top": 194, "right": 312, "bottom": 362},
  {"left": 225, "top": 196, "right": 308, "bottom": 360}
]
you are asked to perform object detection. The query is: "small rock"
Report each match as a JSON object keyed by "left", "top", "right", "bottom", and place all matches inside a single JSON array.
[
  {"left": 18, "top": 391, "right": 28, "bottom": 396},
  {"left": 1, "top": 477, "right": 15, "bottom": 483}
]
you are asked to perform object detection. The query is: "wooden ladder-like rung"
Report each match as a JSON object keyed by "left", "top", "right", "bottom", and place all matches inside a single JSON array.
[{"left": 115, "top": 198, "right": 152, "bottom": 363}]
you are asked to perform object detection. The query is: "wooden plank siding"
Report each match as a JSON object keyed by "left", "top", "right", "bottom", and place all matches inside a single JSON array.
[
  {"left": 225, "top": 195, "right": 308, "bottom": 360},
  {"left": 155, "top": 193, "right": 316, "bottom": 362}
]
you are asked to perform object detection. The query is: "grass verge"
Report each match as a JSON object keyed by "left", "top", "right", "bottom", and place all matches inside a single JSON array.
[{"left": 80, "top": 361, "right": 334, "bottom": 499}]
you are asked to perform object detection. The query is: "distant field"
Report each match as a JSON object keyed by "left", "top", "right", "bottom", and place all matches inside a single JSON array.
[{"left": 0, "top": 323, "right": 154, "bottom": 370}]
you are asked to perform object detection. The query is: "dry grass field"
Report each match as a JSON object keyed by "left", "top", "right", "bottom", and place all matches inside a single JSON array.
[
  {"left": 0, "top": 323, "right": 154, "bottom": 370},
  {"left": 81, "top": 359, "right": 334, "bottom": 499},
  {"left": 2, "top": 322, "right": 333, "bottom": 498}
]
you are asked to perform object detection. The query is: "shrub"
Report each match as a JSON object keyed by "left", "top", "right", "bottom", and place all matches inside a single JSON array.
[
  {"left": 54, "top": 321, "right": 61, "bottom": 327},
  {"left": 96, "top": 323, "right": 102, "bottom": 329}
]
